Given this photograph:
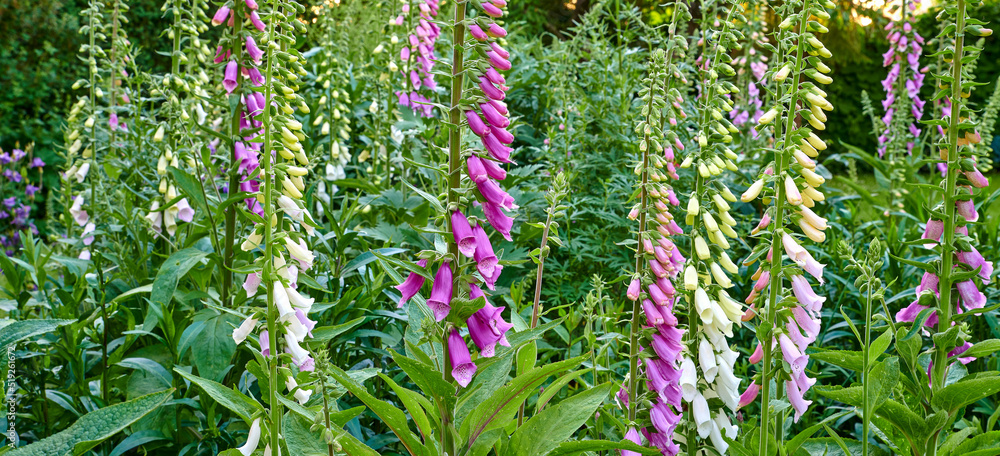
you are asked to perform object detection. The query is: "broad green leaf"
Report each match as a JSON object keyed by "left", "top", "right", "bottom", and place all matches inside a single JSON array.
[
  {"left": 459, "top": 355, "right": 588, "bottom": 449},
  {"left": 311, "top": 317, "right": 366, "bottom": 341},
  {"left": 328, "top": 365, "right": 426, "bottom": 456},
  {"left": 391, "top": 349, "right": 457, "bottom": 412},
  {"left": 938, "top": 427, "right": 977, "bottom": 456},
  {"left": 284, "top": 411, "right": 330, "bottom": 456},
  {"left": 816, "top": 385, "right": 863, "bottom": 407},
  {"left": 950, "top": 431, "right": 1000, "bottom": 456},
  {"left": 175, "top": 368, "right": 262, "bottom": 422},
  {"left": 869, "top": 357, "right": 900, "bottom": 410},
  {"left": 877, "top": 399, "right": 925, "bottom": 441},
  {"left": 168, "top": 167, "right": 209, "bottom": 213},
  {"left": 343, "top": 248, "right": 408, "bottom": 274},
  {"left": 504, "top": 383, "right": 612, "bottom": 456},
  {"left": 960, "top": 339, "right": 1000, "bottom": 359},
  {"left": 108, "top": 430, "right": 167, "bottom": 456},
  {"left": 191, "top": 313, "right": 239, "bottom": 382},
  {"left": 145, "top": 248, "right": 209, "bottom": 331},
  {"left": 8, "top": 389, "right": 173, "bottom": 456},
  {"left": 894, "top": 326, "right": 921, "bottom": 370},
  {"left": 811, "top": 349, "right": 863, "bottom": 372},
  {"left": 931, "top": 374, "right": 1000, "bottom": 413},
  {"left": 379, "top": 373, "right": 433, "bottom": 441},
  {"left": 0, "top": 319, "right": 74, "bottom": 352},
  {"left": 869, "top": 330, "right": 893, "bottom": 367},
  {"left": 339, "top": 432, "right": 382, "bottom": 456},
  {"left": 546, "top": 440, "right": 660, "bottom": 456},
  {"left": 792, "top": 437, "right": 888, "bottom": 456},
  {"left": 117, "top": 358, "right": 172, "bottom": 388}
]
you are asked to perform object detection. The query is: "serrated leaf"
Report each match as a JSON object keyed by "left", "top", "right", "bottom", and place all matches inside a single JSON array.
[
  {"left": 961, "top": 339, "right": 1000, "bottom": 359},
  {"left": 504, "top": 383, "right": 611, "bottom": 456},
  {"left": 175, "top": 368, "right": 262, "bottom": 423},
  {"left": 146, "top": 248, "right": 209, "bottom": 331},
  {"left": 932, "top": 375, "right": 1000, "bottom": 413}
]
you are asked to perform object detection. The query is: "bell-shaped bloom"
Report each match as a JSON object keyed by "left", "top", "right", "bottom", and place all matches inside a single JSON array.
[
  {"left": 958, "top": 248, "right": 993, "bottom": 283},
  {"left": 259, "top": 330, "right": 270, "bottom": 357},
  {"left": 233, "top": 316, "right": 258, "bottom": 344},
  {"left": 447, "top": 329, "right": 477, "bottom": 387},
  {"left": 957, "top": 280, "right": 986, "bottom": 310},
  {"left": 621, "top": 427, "right": 643, "bottom": 456},
  {"left": 71, "top": 196, "right": 89, "bottom": 226},
  {"left": 466, "top": 286, "right": 513, "bottom": 357},
  {"left": 237, "top": 417, "right": 261, "bottom": 456},
  {"left": 467, "top": 156, "right": 489, "bottom": 183},
  {"left": 650, "top": 402, "right": 682, "bottom": 437},
  {"left": 481, "top": 156, "right": 507, "bottom": 181},
  {"left": 476, "top": 178, "right": 517, "bottom": 211},
  {"left": 452, "top": 211, "right": 477, "bottom": 257},
  {"left": 243, "top": 272, "right": 261, "bottom": 296},
  {"left": 427, "top": 262, "right": 454, "bottom": 321},
  {"left": 245, "top": 36, "right": 264, "bottom": 64},
  {"left": 698, "top": 337, "right": 718, "bottom": 383},
  {"left": 651, "top": 332, "right": 683, "bottom": 362},
  {"left": 965, "top": 167, "right": 990, "bottom": 188},
  {"left": 482, "top": 201, "right": 514, "bottom": 241},
  {"left": 481, "top": 102, "right": 509, "bottom": 128},
  {"left": 782, "top": 233, "right": 824, "bottom": 282},
  {"left": 249, "top": 11, "right": 266, "bottom": 31},
  {"left": 692, "top": 392, "right": 712, "bottom": 438},
  {"left": 396, "top": 260, "right": 427, "bottom": 308},
  {"left": 739, "top": 380, "right": 761, "bottom": 408},
  {"left": 273, "top": 282, "right": 295, "bottom": 317},
  {"left": 224, "top": 60, "right": 239, "bottom": 94},
  {"left": 922, "top": 219, "right": 944, "bottom": 248},
  {"left": 749, "top": 343, "right": 764, "bottom": 364},
  {"left": 175, "top": 198, "right": 195, "bottom": 223},
  {"left": 627, "top": 278, "right": 641, "bottom": 301},
  {"left": 466, "top": 110, "right": 489, "bottom": 136},
  {"left": 211, "top": 6, "right": 231, "bottom": 26},
  {"left": 790, "top": 274, "right": 826, "bottom": 313},
  {"left": 957, "top": 199, "right": 979, "bottom": 222},
  {"left": 285, "top": 282, "right": 314, "bottom": 313},
  {"left": 284, "top": 332, "right": 313, "bottom": 371},
  {"left": 482, "top": 131, "right": 513, "bottom": 163},
  {"left": 469, "top": 24, "right": 489, "bottom": 41},
  {"left": 786, "top": 379, "right": 813, "bottom": 422},
  {"left": 471, "top": 224, "right": 501, "bottom": 288},
  {"left": 679, "top": 356, "right": 698, "bottom": 401},
  {"left": 779, "top": 334, "right": 809, "bottom": 375}
]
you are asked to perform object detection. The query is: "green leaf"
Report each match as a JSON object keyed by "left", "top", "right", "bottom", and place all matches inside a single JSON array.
[
  {"left": 961, "top": 339, "right": 1000, "bottom": 359},
  {"left": 876, "top": 399, "right": 926, "bottom": 441},
  {"left": 8, "top": 389, "right": 173, "bottom": 456},
  {"left": 816, "top": 385, "right": 863, "bottom": 407},
  {"left": 284, "top": 411, "right": 330, "bottom": 456},
  {"left": 146, "top": 248, "right": 209, "bottom": 331},
  {"left": 546, "top": 440, "right": 660, "bottom": 456},
  {"left": 117, "top": 358, "right": 172, "bottom": 388},
  {"left": 401, "top": 179, "right": 444, "bottom": 213},
  {"left": 168, "top": 166, "right": 209, "bottom": 213},
  {"left": 328, "top": 365, "right": 426, "bottom": 456},
  {"left": 459, "top": 355, "right": 588, "bottom": 449},
  {"left": 791, "top": 437, "right": 889, "bottom": 456},
  {"left": 811, "top": 349, "right": 863, "bottom": 372},
  {"left": 938, "top": 427, "right": 977, "bottom": 456},
  {"left": 504, "top": 383, "right": 612, "bottom": 456},
  {"left": 950, "top": 431, "right": 1000, "bottom": 456},
  {"left": 391, "top": 349, "right": 457, "bottom": 412},
  {"left": 311, "top": 317, "right": 366, "bottom": 341},
  {"left": 868, "top": 357, "right": 900, "bottom": 410},
  {"left": 932, "top": 374, "right": 1000, "bottom": 413},
  {"left": 108, "top": 430, "right": 167, "bottom": 456},
  {"left": 379, "top": 373, "right": 433, "bottom": 441},
  {"left": 343, "top": 248, "right": 408, "bottom": 274},
  {"left": 0, "top": 319, "right": 73, "bottom": 354},
  {"left": 191, "top": 313, "right": 239, "bottom": 382},
  {"left": 869, "top": 330, "right": 893, "bottom": 368},
  {"left": 894, "top": 326, "right": 921, "bottom": 370},
  {"left": 175, "top": 368, "right": 262, "bottom": 423}
]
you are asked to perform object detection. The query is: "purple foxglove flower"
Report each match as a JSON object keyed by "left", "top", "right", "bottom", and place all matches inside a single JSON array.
[
  {"left": 250, "top": 11, "right": 266, "bottom": 31},
  {"left": 791, "top": 306, "right": 821, "bottom": 338},
  {"left": 965, "top": 167, "right": 990, "bottom": 188},
  {"left": 245, "top": 0, "right": 258, "bottom": 10},
  {"left": 749, "top": 343, "right": 764, "bottom": 363},
  {"left": 246, "top": 36, "right": 264, "bottom": 63},
  {"left": 648, "top": 282, "right": 671, "bottom": 307},
  {"left": 480, "top": 156, "right": 507, "bottom": 180},
  {"left": 753, "top": 270, "right": 771, "bottom": 292},
  {"left": 650, "top": 333, "right": 682, "bottom": 361},
  {"left": 785, "top": 379, "right": 813, "bottom": 422},
  {"left": 467, "top": 156, "right": 489, "bottom": 183},
  {"left": 481, "top": 2, "right": 503, "bottom": 17},
  {"left": 466, "top": 286, "right": 513, "bottom": 357},
  {"left": 489, "top": 42, "right": 510, "bottom": 60},
  {"left": 627, "top": 278, "right": 641, "bottom": 301},
  {"left": 738, "top": 380, "right": 760, "bottom": 408},
  {"left": 922, "top": 219, "right": 944, "bottom": 248},
  {"left": 790, "top": 274, "right": 825, "bottom": 313},
  {"left": 782, "top": 233, "right": 824, "bottom": 282},
  {"left": 452, "top": 211, "right": 477, "bottom": 257},
  {"left": 648, "top": 259, "right": 667, "bottom": 278},
  {"left": 778, "top": 334, "right": 809, "bottom": 375},
  {"left": 25, "top": 184, "right": 41, "bottom": 198},
  {"left": 485, "top": 67, "right": 506, "bottom": 85},
  {"left": 472, "top": 223, "right": 500, "bottom": 281},
  {"left": 211, "top": 6, "right": 230, "bottom": 26},
  {"left": 957, "top": 248, "right": 993, "bottom": 283},
  {"left": 621, "top": 428, "right": 643, "bottom": 456},
  {"left": 476, "top": 178, "right": 516, "bottom": 210},
  {"left": 223, "top": 60, "right": 240, "bottom": 94},
  {"left": 469, "top": 24, "right": 489, "bottom": 41},
  {"left": 246, "top": 67, "right": 264, "bottom": 86},
  {"left": 395, "top": 259, "right": 428, "bottom": 307},
  {"left": 465, "top": 110, "right": 489, "bottom": 136},
  {"left": 109, "top": 113, "right": 119, "bottom": 131},
  {"left": 650, "top": 402, "right": 681, "bottom": 436},
  {"left": 643, "top": 300, "right": 665, "bottom": 325},
  {"left": 477, "top": 77, "right": 505, "bottom": 101},
  {"left": 482, "top": 201, "right": 513, "bottom": 241},
  {"left": 950, "top": 341, "right": 975, "bottom": 365},
  {"left": 427, "top": 262, "right": 453, "bottom": 321},
  {"left": 260, "top": 329, "right": 270, "bottom": 356},
  {"left": 482, "top": 132, "right": 513, "bottom": 162},
  {"left": 176, "top": 198, "right": 195, "bottom": 222},
  {"left": 244, "top": 271, "right": 262, "bottom": 296},
  {"left": 957, "top": 279, "right": 986, "bottom": 310},
  {"left": 480, "top": 102, "right": 509, "bottom": 128},
  {"left": 487, "top": 22, "right": 507, "bottom": 37},
  {"left": 447, "top": 329, "right": 477, "bottom": 387},
  {"left": 490, "top": 125, "right": 514, "bottom": 145},
  {"left": 895, "top": 298, "right": 937, "bottom": 326}
]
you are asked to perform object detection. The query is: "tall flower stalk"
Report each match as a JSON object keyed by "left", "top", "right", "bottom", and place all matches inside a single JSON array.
[
  {"left": 894, "top": 0, "right": 993, "bottom": 410},
  {"left": 225, "top": 1, "right": 318, "bottom": 455},
  {"left": 676, "top": 1, "right": 745, "bottom": 453},
  {"left": 622, "top": 48, "right": 685, "bottom": 456},
  {"left": 739, "top": 0, "right": 835, "bottom": 452}
]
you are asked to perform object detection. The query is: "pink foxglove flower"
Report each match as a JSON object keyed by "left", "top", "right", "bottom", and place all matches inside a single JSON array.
[{"left": 447, "top": 329, "right": 477, "bottom": 387}]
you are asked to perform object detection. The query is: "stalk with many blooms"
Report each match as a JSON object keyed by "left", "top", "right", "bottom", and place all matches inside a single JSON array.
[
  {"left": 739, "top": 0, "right": 835, "bottom": 453},
  {"left": 675, "top": 1, "right": 745, "bottom": 453},
  {"left": 391, "top": 2, "right": 515, "bottom": 455},
  {"left": 222, "top": 1, "right": 318, "bottom": 455}
]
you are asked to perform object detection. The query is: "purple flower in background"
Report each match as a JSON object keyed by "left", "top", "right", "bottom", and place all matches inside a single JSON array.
[
  {"left": 29, "top": 158, "right": 45, "bottom": 168},
  {"left": 3, "top": 170, "right": 21, "bottom": 183},
  {"left": 0, "top": 152, "right": 11, "bottom": 165},
  {"left": 25, "top": 184, "right": 41, "bottom": 198}
]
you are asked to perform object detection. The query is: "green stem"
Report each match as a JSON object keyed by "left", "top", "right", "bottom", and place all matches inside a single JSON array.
[
  {"left": 261, "top": 3, "right": 282, "bottom": 454},
  {"left": 931, "top": 0, "right": 966, "bottom": 414},
  {"left": 863, "top": 273, "right": 873, "bottom": 456}
]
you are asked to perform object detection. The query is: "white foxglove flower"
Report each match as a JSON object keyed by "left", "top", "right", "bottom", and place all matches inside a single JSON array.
[
  {"left": 680, "top": 357, "right": 698, "bottom": 401},
  {"left": 237, "top": 418, "right": 261, "bottom": 456},
  {"left": 233, "top": 316, "right": 258, "bottom": 344},
  {"left": 273, "top": 282, "right": 295, "bottom": 317},
  {"left": 698, "top": 338, "right": 718, "bottom": 382},
  {"left": 692, "top": 392, "right": 712, "bottom": 438},
  {"left": 285, "top": 285, "right": 315, "bottom": 314}
]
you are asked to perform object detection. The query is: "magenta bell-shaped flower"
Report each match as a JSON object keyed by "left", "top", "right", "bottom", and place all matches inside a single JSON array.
[
  {"left": 447, "top": 329, "right": 477, "bottom": 387},
  {"left": 211, "top": 6, "right": 230, "bottom": 26},
  {"left": 467, "top": 156, "right": 488, "bottom": 183},
  {"left": 738, "top": 380, "right": 760, "bottom": 408},
  {"left": 452, "top": 210, "right": 477, "bottom": 258},
  {"left": 482, "top": 201, "right": 514, "bottom": 241},
  {"left": 480, "top": 102, "right": 509, "bottom": 128},
  {"left": 472, "top": 224, "right": 501, "bottom": 288},
  {"left": 427, "top": 262, "right": 454, "bottom": 321},
  {"left": 395, "top": 259, "right": 428, "bottom": 308},
  {"left": 223, "top": 60, "right": 239, "bottom": 94},
  {"left": 469, "top": 24, "right": 489, "bottom": 41},
  {"left": 626, "top": 278, "right": 641, "bottom": 301},
  {"left": 245, "top": 36, "right": 264, "bottom": 64},
  {"left": 466, "top": 284, "right": 512, "bottom": 357},
  {"left": 466, "top": 110, "right": 489, "bottom": 136}
]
